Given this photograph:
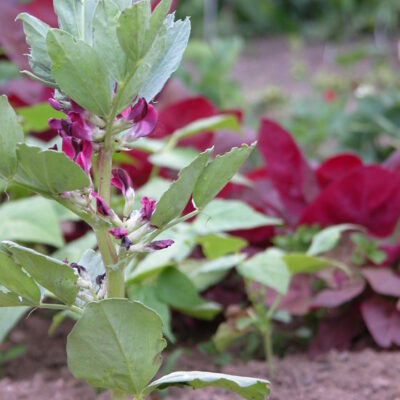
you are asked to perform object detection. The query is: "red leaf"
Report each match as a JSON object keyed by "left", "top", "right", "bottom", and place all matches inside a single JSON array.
[
  {"left": 316, "top": 153, "right": 363, "bottom": 189},
  {"left": 311, "top": 279, "right": 365, "bottom": 308},
  {"left": 300, "top": 165, "right": 400, "bottom": 237},
  {"left": 151, "top": 96, "right": 217, "bottom": 151},
  {"left": 361, "top": 296, "right": 400, "bottom": 348},
  {"left": 266, "top": 275, "right": 312, "bottom": 316},
  {"left": 310, "top": 306, "right": 364, "bottom": 356},
  {"left": 0, "top": 0, "right": 56, "bottom": 68},
  {"left": 258, "top": 119, "right": 319, "bottom": 223},
  {"left": 362, "top": 268, "right": 400, "bottom": 297}
]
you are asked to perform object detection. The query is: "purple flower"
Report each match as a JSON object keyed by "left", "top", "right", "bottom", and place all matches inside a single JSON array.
[
  {"left": 140, "top": 197, "right": 156, "bottom": 221},
  {"left": 96, "top": 273, "right": 106, "bottom": 286},
  {"left": 70, "top": 262, "right": 87, "bottom": 275},
  {"left": 111, "top": 168, "right": 132, "bottom": 197},
  {"left": 122, "top": 236, "right": 132, "bottom": 250},
  {"left": 61, "top": 136, "right": 93, "bottom": 176},
  {"left": 48, "top": 97, "right": 63, "bottom": 111},
  {"left": 92, "top": 191, "right": 113, "bottom": 217},
  {"left": 148, "top": 240, "right": 174, "bottom": 250},
  {"left": 109, "top": 227, "right": 128, "bottom": 239},
  {"left": 121, "top": 98, "right": 158, "bottom": 140}
]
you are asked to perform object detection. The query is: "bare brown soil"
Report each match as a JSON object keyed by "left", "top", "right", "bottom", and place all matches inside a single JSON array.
[{"left": 1, "top": 312, "right": 400, "bottom": 400}]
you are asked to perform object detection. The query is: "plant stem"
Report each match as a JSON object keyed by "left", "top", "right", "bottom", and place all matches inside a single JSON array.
[
  {"left": 96, "top": 98, "right": 125, "bottom": 299},
  {"left": 263, "top": 325, "right": 274, "bottom": 378},
  {"left": 40, "top": 303, "right": 83, "bottom": 315}
]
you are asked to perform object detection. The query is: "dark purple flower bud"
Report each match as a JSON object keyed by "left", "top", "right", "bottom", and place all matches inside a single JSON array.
[
  {"left": 67, "top": 111, "right": 92, "bottom": 141},
  {"left": 49, "top": 97, "right": 63, "bottom": 111},
  {"left": 70, "top": 262, "right": 87, "bottom": 275},
  {"left": 76, "top": 140, "right": 93, "bottom": 176},
  {"left": 96, "top": 273, "right": 106, "bottom": 286},
  {"left": 128, "top": 98, "right": 148, "bottom": 123},
  {"left": 63, "top": 258, "right": 69, "bottom": 264},
  {"left": 140, "top": 197, "right": 156, "bottom": 221},
  {"left": 92, "top": 191, "right": 113, "bottom": 217},
  {"left": 109, "top": 227, "right": 128, "bottom": 239},
  {"left": 48, "top": 117, "right": 63, "bottom": 130},
  {"left": 122, "top": 236, "right": 132, "bottom": 250},
  {"left": 148, "top": 240, "right": 174, "bottom": 250},
  {"left": 111, "top": 168, "right": 132, "bottom": 197},
  {"left": 70, "top": 100, "right": 85, "bottom": 114},
  {"left": 130, "top": 103, "right": 158, "bottom": 140}
]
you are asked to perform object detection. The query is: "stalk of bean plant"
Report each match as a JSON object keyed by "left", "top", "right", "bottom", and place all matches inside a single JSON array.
[{"left": 0, "top": 1, "right": 271, "bottom": 399}]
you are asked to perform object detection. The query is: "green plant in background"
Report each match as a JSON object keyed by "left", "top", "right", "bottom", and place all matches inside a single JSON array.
[
  {"left": 177, "top": 38, "right": 243, "bottom": 108},
  {"left": 0, "top": 1, "right": 272, "bottom": 399},
  {"left": 176, "top": 0, "right": 400, "bottom": 40},
  {"left": 351, "top": 233, "right": 387, "bottom": 266},
  {"left": 213, "top": 224, "right": 355, "bottom": 375}
]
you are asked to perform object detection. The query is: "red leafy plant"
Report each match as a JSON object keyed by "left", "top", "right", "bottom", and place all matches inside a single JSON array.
[{"left": 230, "top": 118, "right": 400, "bottom": 352}]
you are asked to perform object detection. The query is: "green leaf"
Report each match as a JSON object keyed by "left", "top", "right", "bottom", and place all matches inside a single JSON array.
[
  {"left": 52, "top": 232, "right": 97, "bottom": 262},
  {"left": 149, "top": 146, "right": 199, "bottom": 170},
  {"left": 138, "top": 15, "right": 191, "bottom": 103},
  {"left": 47, "top": 29, "right": 112, "bottom": 117},
  {"left": 113, "top": 0, "right": 133, "bottom": 10},
  {"left": 307, "top": 224, "right": 359, "bottom": 256},
  {"left": 127, "top": 284, "right": 174, "bottom": 342},
  {"left": 93, "top": 0, "right": 127, "bottom": 81},
  {"left": 0, "top": 308, "right": 27, "bottom": 343},
  {"left": 151, "top": 149, "right": 212, "bottom": 227},
  {"left": 283, "top": 253, "right": 347, "bottom": 275},
  {"left": 17, "top": 13, "right": 54, "bottom": 83},
  {"left": 157, "top": 267, "right": 221, "bottom": 320},
  {"left": 213, "top": 322, "right": 250, "bottom": 352},
  {"left": 0, "top": 196, "right": 65, "bottom": 248},
  {"left": 0, "top": 291, "right": 34, "bottom": 307},
  {"left": 198, "top": 234, "right": 247, "bottom": 259},
  {"left": 53, "top": 0, "right": 99, "bottom": 44},
  {"left": 0, "top": 249, "right": 41, "bottom": 304},
  {"left": 0, "top": 96, "right": 24, "bottom": 180},
  {"left": 144, "top": 0, "right": 171, "bottom": 54},
  {"left": 193, "top": 143, "right": 256, "bottom": 209},
  {"left": 171, "top": 115, "right": 241, "bottom": 144},
  {"left": 182, "top": 254, "right": 245, "bottom": 292},
  {"left": 17, "top": 103, "right": 64, "bottom": 133},
  {"left": 14, "top": 144, "right": 90, "bottom": 194},
  {"left": 127, "top": 225, "right": 197, "bottom": 283},
  {"left": 117, "top": 0, "right": 151, "bottom": 62},
  {"left": 146, "top": 371, "right": 270, "bottom": 399},
  {"left": 4, "top": 242, "right": 78, "bottom": 305},
  {"left": 193, "top": 199, "right": 282, "bottom": 234},
  {"left": 67, "top": 299, "right": 167, "bottom": 395},
  {"left": 238, "top": 249, "right": 290, "bottom": 294}
]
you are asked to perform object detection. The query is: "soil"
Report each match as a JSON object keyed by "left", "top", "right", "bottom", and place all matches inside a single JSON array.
[
  {"left": 233, "top": 36, "right": 399, "bottom": 102},
  {"left": 1, "top": 312, "right": 400, "bottom": 400}
]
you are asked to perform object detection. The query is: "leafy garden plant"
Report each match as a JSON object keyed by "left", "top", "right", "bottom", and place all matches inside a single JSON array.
[
  {"left": 214, "top": 224, "right": 353, "bottom": 375},
  {"left": 0, "top": 1, "right": 271, "bottom": 399}
]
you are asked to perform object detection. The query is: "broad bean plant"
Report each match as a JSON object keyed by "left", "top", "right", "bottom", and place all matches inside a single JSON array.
[{"left": 0, "top": 0, "right": 270, "bottom": 399}]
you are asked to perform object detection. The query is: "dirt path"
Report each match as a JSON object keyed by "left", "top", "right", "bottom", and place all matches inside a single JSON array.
[
  {"left": 234, "top": 36, "right": 399, "bottom": 102},
  {"left": 1, "top": 313, "right": 400, "bottom": 400}
]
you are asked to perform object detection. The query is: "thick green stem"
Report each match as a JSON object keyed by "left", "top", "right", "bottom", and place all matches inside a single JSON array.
[
  {"left": 263, "top": 326, "right": 274, "bottom": 378},
  {"left": 96, "top": 101, "right": 125, "bottom": 299}
]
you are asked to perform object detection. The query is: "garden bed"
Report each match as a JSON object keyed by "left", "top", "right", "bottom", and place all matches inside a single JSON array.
[{"left": 1, "top": 313, "right": 400, "bottom": 400}]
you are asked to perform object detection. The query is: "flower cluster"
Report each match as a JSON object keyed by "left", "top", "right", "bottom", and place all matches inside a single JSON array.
[
  {"left": 109, "top": 169, "right": 174, "bottom": 253},
  {"left": 48, "top": 95, "right": 158, "bottom": 177},
  {"left": 47, "top": 93, "right": 171, "bottom": 251}
]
